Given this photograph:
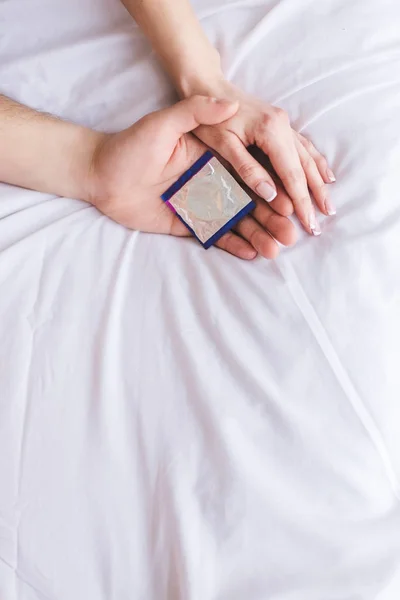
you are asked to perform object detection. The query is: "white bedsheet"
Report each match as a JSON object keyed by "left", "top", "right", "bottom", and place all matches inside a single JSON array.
[{"left": 1, "top": 0, "right": 400, "bottom": 598}]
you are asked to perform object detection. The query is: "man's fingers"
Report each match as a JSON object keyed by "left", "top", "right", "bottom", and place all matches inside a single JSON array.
[
  {"left": 214, "top": 135, "right": 278, "bottom": 202},
  {"left": 169, "top": 213, "right": 257, "bottom": 260},
  {"left": 251, "top": 199, "right": 297, "bottom": 247},
  {"left": 160, "top": 95, "right": 239, "bottom": 136},
  {"left": 267, "top": 188, "right": 294, "bottom": 217},
  {"left": 233, "top": 215, "right": 279, "bottom": 259},
  {"left": 169, "top": 209, "right": 257, "bottom": 260},
  {"left": 169, "top": 213, "right": 192, "bottom": 237},
  {"left": 215, "top": 231, "right": 257, "bottom": 260}
]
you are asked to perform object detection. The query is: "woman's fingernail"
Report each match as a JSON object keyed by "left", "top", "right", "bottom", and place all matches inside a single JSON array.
[
  {"left": 309, "top": 211, "right": 321, "bottom": 235},
  {"left": 327, "top": 168, "right": 336, "bottom": 182},
  {"left": 256, "top": 181, "right": 277, "bottom": 202},
  {"left": 312, "top": 223, "right": 322, "bottom": 236},
  {"left": 325, "top": 198, "right": 336, "bottom": 216}
]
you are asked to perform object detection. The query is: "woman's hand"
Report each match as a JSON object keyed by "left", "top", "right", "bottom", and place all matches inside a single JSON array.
[
  {"left": 88, "top": 95, "right": 296, "bottom": 260},
  {"left": 188, "top": 81, "right": 336, "bottom": 236},
  {"left": 121, "top": 0, "right": 334, "bottom": 235}
]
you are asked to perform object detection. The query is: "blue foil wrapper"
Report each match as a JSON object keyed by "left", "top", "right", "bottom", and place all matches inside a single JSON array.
[{"left": 161, "top": 151, "right": 256, "bottom": 249}]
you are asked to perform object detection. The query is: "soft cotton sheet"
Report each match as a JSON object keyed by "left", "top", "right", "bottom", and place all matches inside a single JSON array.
[{"left": 0, "top": 1, "right": 400, "bottom": 598}]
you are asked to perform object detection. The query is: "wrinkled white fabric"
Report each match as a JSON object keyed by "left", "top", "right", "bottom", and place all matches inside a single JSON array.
[{"left": 0, "top": 0, "right": 399, "bottom": 599}]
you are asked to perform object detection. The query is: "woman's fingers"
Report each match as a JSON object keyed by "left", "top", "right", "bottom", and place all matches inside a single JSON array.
[
  {"left": 294, "top": 137, "right": 336, "bottom": 217},
  {"left": 297, "top": 133, "right": 336, "bottom": 184},
  {"left": 210, "top": 134, "right": 278, "bottom": 203},
  {"left": 255, "top": 110, "right": 319, "bottom": 235}
]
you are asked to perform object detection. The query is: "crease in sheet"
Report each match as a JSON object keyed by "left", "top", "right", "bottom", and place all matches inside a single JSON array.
[
  {"left": 198, "top": 0, "right": 278, "bottom": 21},
  {"left": 274, "top": 56, "right": 400, "bottom": 105},
  {"left": 0, "top": 204, "right": 92, "bottom": 255},
  {"left": 0, "top": 517, "right": 54, "bottom": 600},
  {"left": 278, "top": 258, "right": 400, "bottom": 501},
  {"left": 224, "top": 2, "right": 284, "bottom": 80},
  {"left": 224, "top": 4, "right": 400, "bottom": 97},
  {"left": 0, "top": 28, "right": 132, "bottom": 72},
  {"left": 13, "top": 240, "right": 49, "bottom": 600},
  {"left": 16, "top": 241, "right": 47, "bottom": 498},
  {"left": 90, "top": 228, "right": 139, "bottom": 407},
  {"left": 16, "top": 571, "right": 53, "bottom": 600},
  {"left": 297, "top": 79, "right": 400, "bottom": 131}
]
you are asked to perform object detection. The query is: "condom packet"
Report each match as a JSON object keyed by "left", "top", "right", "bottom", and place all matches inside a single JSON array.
[{"left": 161, "top": 151, "right": 256, "bottom": 249}]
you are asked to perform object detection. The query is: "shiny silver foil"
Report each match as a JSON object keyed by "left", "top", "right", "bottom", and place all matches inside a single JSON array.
[{"left": 168, "top": 157, "right": 253, "bottom": 244}]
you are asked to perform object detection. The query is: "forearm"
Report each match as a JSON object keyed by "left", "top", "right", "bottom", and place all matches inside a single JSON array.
[
  {"left": 0, "top": 95, "right": 101, "bottom": 200},
  {"left": 121, "top": 0, "right": 224, "bottom": 97}
]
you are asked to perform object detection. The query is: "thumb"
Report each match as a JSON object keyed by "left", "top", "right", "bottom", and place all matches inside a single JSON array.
[{"left": 160, "top": 95, "right": 239, "bottom": 136}]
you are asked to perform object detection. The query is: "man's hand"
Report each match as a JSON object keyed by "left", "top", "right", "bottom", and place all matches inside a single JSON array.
[
  {"left": 87, "top": 95, "right": 297, "bottom": 259},
  {"left": 0, "top": 94, "right": 296, "bottom": 260}
]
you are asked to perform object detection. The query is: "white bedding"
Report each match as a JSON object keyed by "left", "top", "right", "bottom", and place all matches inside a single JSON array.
[{"left": 1, "top": 0, "right": 400, "bottom": 598}]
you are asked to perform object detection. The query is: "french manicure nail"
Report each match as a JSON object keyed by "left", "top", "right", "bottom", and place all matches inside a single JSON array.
[
  {"left": 256, "top": 181, "right": 277, "bottom": 202},
  {"left": 312, "top": 222, "right": 322, "bottom": 236},
  {"left": 327, "top": 168, "right": 336, "bottom": 182},
  {"left": 309, "top": 210, "right": 317, "bottom": 230},
  {"left": 325, "top": 198, "right": 336, "bottom": 216},
  {"left": 309, "top": 210, "right": 321, "bottom": 235}
]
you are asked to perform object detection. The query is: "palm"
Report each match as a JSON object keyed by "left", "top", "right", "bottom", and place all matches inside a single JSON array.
[{"left": 91, "top": 120, "right": 205, "bottom": 235}]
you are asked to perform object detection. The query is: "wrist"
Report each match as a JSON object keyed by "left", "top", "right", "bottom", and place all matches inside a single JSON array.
[
  {"left": 59, "top": 126, "right": 105, "bottom": 204},
  {"left": 0, "top": 94, "right": 106, "bottom": 203},
  {"left": 177, "top": 72, "right": 237, "bottom": 101},
  {"left": 175, "top": 50, "right": 225, "bottom": 99}
]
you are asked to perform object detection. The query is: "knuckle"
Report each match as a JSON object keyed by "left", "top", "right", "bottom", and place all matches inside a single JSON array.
[
  {"left": 259, "top": 112, "right": 274, "bottom": 129},
  {"left": 292, "top": 196, "right": 312, "bottom": 214},
  {"left": 281, "top": 167, "right": 305, "bottom": 186},
  {"left": 250, "top": 229, "right": 262, "bottom": 249},
  {"left": 258, "top": 108, "right": 289, "bottom": 137},
  {"left": 316, "top": 155, "right": 328, "bottom": 169},
  {"left": 236, "top": 162, "right": 260, "bottom": 183},
  {"left": 302, "top": 153, "right": 315, "bottom": 171},
  {"left": 316, "top": 181, "right": 326, "bottom": 194},
  {"left": 256, "top": 113, "right": 277, "bottom": 140},
  {"left": 207, "top": 128, "right": 225, "bottom": 146},
  {"left": 299, "top": 195, "right": 312, "bottom": 208},
  {"left": 273, "top": 107, "right": 288, "bottom": 120},
  {"left": 218, "top": 231, "right": 233, "bottom": 249},
  {"left": 302, "top": 137, "right": 314, "bottom": 152}
]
